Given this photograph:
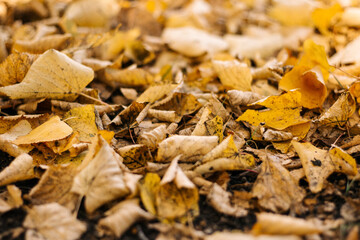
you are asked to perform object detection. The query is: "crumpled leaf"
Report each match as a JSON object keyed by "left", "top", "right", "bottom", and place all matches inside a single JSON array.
[
  {"left": 0, "top": 52, "right": 36, "bottom": 87},
  {"left": 311, "top": 3, "right": 343, "bottom": 36},
  {"left": 252, "top": 155, "right": 305, "bottom": 212},
  {"left": 156, "top": 135, "right": 218, "bottom": 162},
  {"left": 0, "top": 153, "right": 34, "bottom": 186},
  {"left": 23, "top": 202, "right": 86, "bottom": 240},
  {"left": 138, "top": 125, "right": 168, "bottom": 150},
  {"left": 279, "top": 39, "right": 334, "bottom": 108},
  {"left": 292, "top": 141, "right": 357, "bottom": 193},
  {"left": 153, "top": 92, "right": 202, "bottom": 122},
  {"left": 252, "top": 212, "right": 324, "bottom": 235},
  {"left": 207, "top": 183, "right": 247, "bottom": 217},
  {"left": 0, "top": 120, "right": 33, "bottom": 157},
  {"left": 13, "top": 34, "right": 71, "bottom": 54},
  {"left": 71, "top": 136, "right": 130, "bottom": 213},
  {"left": 228, "top": 90, "right": 263, "bottom": 106},
  {"left": 28, "top": 164, "right": 79, "bottom": 209},
  {"left": 140, "top": 156, "right": 199, "bottom": 222},
  {"left": 212, "top": 59, "right": 252, "bottom": 91},
  {"left": 97, "top": 198, "right": 154, "bottom": 238},
  {"left": 0, "top": 49, "right": 94, "bottom": 100},
  {"left": 237, "top": 90, "right": 308, "bottom": 130},
  {"left": 162, "top": 27, "right": 228, "bottom": 57},
  {"left": 13, "top": 116, "right": 73, "bottom": 145},
  {"left": 137, "top": 83, "right": 179, "bottom": 103},
  {"left": 318, "top": 92, "right": 356, "bottom": 127},
  {"left": 63, "top": 104, "right": 98, "bottom": 142}
]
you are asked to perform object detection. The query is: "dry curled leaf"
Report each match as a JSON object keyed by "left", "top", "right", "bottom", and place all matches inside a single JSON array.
[{"left": 0, "top": 153, "right": 34, "bottom": 186}]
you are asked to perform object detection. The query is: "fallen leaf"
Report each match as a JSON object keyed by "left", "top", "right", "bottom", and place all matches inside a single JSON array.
[
  {"left": 97, "top": 198, "right": 154, "bottom": 238},
  {"left": 0, "top": 120, "right": 33, "bottom": 157},
  {"left": 137, "top": 83, "right": 179, "bottom": 103},
  {"left": 206, "top": 232, "right": 301, "bottom": 240},
  {"left": 104, "top": 67, "right": 154, "bottom": 87},
  {"left": 0, "top": 52, "right": 36, "bottom": 87},
  {"left": 71, "top": 136, "right": 130, "bottom": 213},
  {"left": 12, "top": 34, "right": 71, "bottom": 54},
  {"left": 311, "top": 3, "right": 343, "bottom": 35},
  {"left": 237, "top": 90, "right": 308, "bottom": 130},
  {"left": 63, "top": 104, "right": 98, "bottom": 142},
  {"left": 212, "top": 59, "right": 252, "bottom": 91},
  {"left": 162, "top": 27, "right": 228, "bottom": 57},
  {"left": 156, "top": 135, "right": 218, "bottom": 162},
  {"left": 0, "top": 49, "right": 94, "bottom": 100},
  {"left": 23, "top": 202, "right": 86, "bottom": 240},
  {"left": 318, "top": 92, "right": 356, "bottom": 127},
  {"left": 138, "top": 124, "right": 168, "bottom": 150},
  {"left": 0, "top": 153, "right": 34, "bottom": 186},
  {"left": 252, "top": 212, "right": 324, "bottom": 235},
  {"left": 207, "top": 183, "right": 247, "bottom": 217},
  {"left": 117, "top": 144, "right": 151, "bottom": 170},
  {"left": 292, "top": 141, "right": 357, "bottom": 193},
  {"left": 13, "top": 116, "right": 73, "bottom": 145},
  {"left": 252, "top": 155, "right": 305, "bottom": 212}
]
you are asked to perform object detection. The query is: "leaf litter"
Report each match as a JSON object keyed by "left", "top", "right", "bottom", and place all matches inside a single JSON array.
[{"left": 1, "top": 0, "right": 360, "bottom": 239}]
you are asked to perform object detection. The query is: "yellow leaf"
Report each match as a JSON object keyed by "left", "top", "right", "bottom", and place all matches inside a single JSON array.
[
  {"left": 137, "top": 84, "right": 178, "bottom": 103},
  {"left": 0, "top": 52, "right": 36, "bottom": 87},
  {"left": 12, "top": 34, "right": 71, "bottom": 54},
  {"left": 13, "top": 116, "right": 72, "bottom": 145},
  {"left": 279, "top": 66, "right": 327, "bottom": 109},
  {"left": 268, "top": 1, "right": 313, "bottom": 26},
  {"left": 292, "top": 141, "right": 357, "bottom": 193},
  {"left": 311, "top": 3, "right": 343, "bottom": 36},
  {"left": 212, "top": 59, "right": 252, "bottom": 91},
  {"left": 140, "top": 173, "right": 161, "bottom": 216},
  {"left": 0, "top": 49, "right": 94, "bottom": 100},
  {"left": 205, "top": 115, "right": 224, "bottom": 141},
  {"left": 237, "top": 91, "right": 308, "bottom": 130},
  {"left": 299, "top": 39, "right": 335, "bottom": 80},
  {"left": 349, "top": 81, "right": 360, "bottom": 102},
  {"left": 104, "top": 67, "right": 154, "bottom": 87},
  {"left": 118, "top": 101, "right": 148, "bottom": 127},
  {"left": 318, "top": 92, "right": 356, "bottom": 127},
  {"left": 63, "top": 105, "right": 98, "bottom": 142}
]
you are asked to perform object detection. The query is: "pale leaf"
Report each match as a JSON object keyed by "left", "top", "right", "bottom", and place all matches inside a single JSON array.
[
  {"left": 98, "top": 199, "right": 154, "bottom": 238},
  {"left": 0, "top": 153, "right": 34, "bottom": 186},
  {"left": 23, "top": 203, "right": 86, "bottom": 240},
  {"left": 156, "top": 135, "right": 218, "bottom": 162},
  {"left": 14, "top": 116, "right": 73, "bottom": 145},
  {"left": 252, "top": 212, "right": 324, "bottom": 235},
  {"left": 71, "top": 137, "right": 129, "bottom": 213},
  {"left": 0, "top": 49, "right": 94, "bottom": 99},
  {"left": 206, "top": 232, "right": 301, "bottom": 240}
]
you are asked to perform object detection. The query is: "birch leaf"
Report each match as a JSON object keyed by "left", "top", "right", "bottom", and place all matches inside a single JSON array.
[
  {"left": 63, "top": 104, "right": 98, "bottom": 142},
  {"left": 23, "top": 203, "right": 86, "bottom": 240},
  {"left": 117, "top": 144, "right": 150, "bottom": 170},
  {"left": 156, "top": 135, "right": 218, "bottom": 162},
  {"left": 311, "top": 3, "right": 343, "bottom": 36},
  {"left": 13, "top": 116, "right": 73, "bottom": 145},
  {"left": 212, "top": 59, "right": 252, "bottom": 91},
  {"left": 237, "top": 91, "right": 308, "bottom": 130},
  {"left": 0, "top": 49, "right": 94, "bottom": 100},
  {"left": 71, "top": 136, "right": 130, "bottom": 213}
]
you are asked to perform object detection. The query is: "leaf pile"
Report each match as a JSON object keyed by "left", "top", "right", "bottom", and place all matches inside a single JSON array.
[{"left": 1, "top": 0, "right": 360, "bottom": 239}]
